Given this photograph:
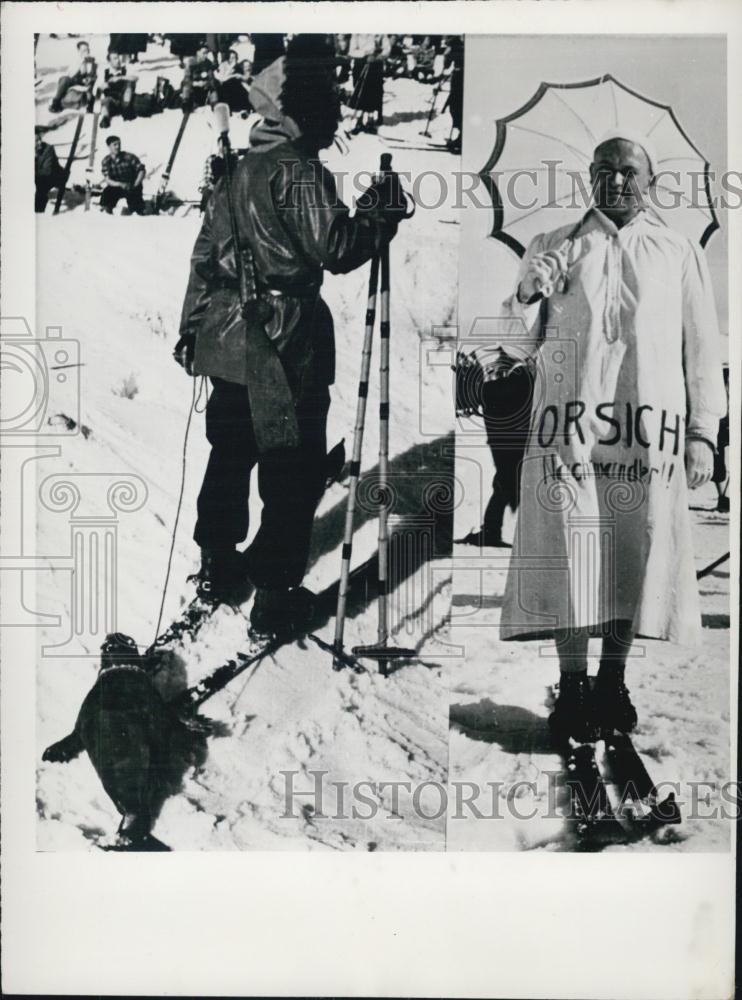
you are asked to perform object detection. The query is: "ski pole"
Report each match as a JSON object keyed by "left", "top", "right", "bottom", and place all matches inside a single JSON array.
[
  {"left": 332, "top": 249, "right": 380, "bottom": 667},
  {"left": 84, "top": 99, "right": 100, "bottom": 211},
  {"left": 376, "top": 235, "right": 392, "bottom": 673},
  {"left": 420, "top": 74, "right": 445, "bottom": 137},
  {"left": 53, "top": 110, "right": 85, "bottom": 215},
  {"left": 350, "top": 155, "right": 417, "bottom": 676},
  {"left": 154, "top": 107, "right": 191, "bottom": 214}
]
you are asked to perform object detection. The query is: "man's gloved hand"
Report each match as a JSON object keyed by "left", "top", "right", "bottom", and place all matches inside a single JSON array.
[
  {"left": 173, "top": 334, "right": 196, "bottom": 375},
  {"left": 356, "top": 171, "right": 410, "bottom": 227}
]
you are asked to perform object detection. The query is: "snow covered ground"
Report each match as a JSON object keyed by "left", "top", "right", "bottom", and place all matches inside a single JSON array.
[
  {"left": 35, "top": 35, "right": 460, "bottom": 851},
  {"left": 33, "top": 36, "right": 733, "bottom": 854},
  {"left": 448, "top": 433, "right": 732, "bottom": 852}
]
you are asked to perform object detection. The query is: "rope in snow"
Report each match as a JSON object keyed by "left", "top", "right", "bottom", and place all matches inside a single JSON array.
[{"left": 151, "top": 375, "right": 200, "bottom": 645}]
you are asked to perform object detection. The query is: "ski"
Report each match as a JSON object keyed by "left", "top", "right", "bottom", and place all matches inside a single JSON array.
[
  {"left": 153, "top": 108, "right": 192, "bottom": 213},
  {"left": 379, "top": 141, "right": 453, "bottom": 154},
  {"left": 162, "top": 616, "right": 367, "bottom": 719},
  {"left": 563, "top": 739, "right": 618, "bottom": 847},
  {"left": 53, "top": 110, "right": 85, "bottom": 215},
  {"left": 596, "top": 732, "right": 682, "bottom": 837},
  {"left": 307, "top": 632, "right": 366, "bottom": 673},
  {"left": 147, "top": 592, "right": 220, "bottom": 658},
  {"left": 84, "top": 103, "right": 100, "bottom": 211},
  {"left": 172, "top": 626, "right": 367, "bottom": 717},
  {"left": 172, "top": 632, "right": 282, "bottom": 714}
]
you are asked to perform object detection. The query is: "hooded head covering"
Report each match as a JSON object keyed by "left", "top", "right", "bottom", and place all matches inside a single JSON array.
[
  {"left": 248, "top": 35, "right": 340, "bottom": 152},
  {"left": 594, "top": 128, "right": 658, "bottom": 176}
]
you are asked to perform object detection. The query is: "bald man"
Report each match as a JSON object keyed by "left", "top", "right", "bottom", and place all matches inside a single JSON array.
[{"left": 495, "top": 133, "right": 726, "bottom": 744}]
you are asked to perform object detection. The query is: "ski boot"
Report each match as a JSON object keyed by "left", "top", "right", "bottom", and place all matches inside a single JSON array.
[
  {"left": 193, "top": 547, "right": 251, "bottom": 608},
  {"left": 593, "top": 673, "right": 638, "bottom": 734},
  {"left": 249, "top": 586, "right": 316, "bottom": 641},
  {"left": 548, "top": 674, "right": 598, "bottom": 745}
]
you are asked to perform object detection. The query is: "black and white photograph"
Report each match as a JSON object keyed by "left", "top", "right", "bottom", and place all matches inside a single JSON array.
[
  {"left": 1, "top": 3, "right": 738, "bottom": 998},
  {"left": 29, "top": 29, "right": 464, "bottom": 851},
  {"left": 450, "top": 33, "right": 733, "bottom": 852}
]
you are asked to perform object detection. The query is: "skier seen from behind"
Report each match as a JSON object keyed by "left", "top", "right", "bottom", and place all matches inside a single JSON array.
[{"left": 175, "top": 36, "right": 410, "bottom": 639}]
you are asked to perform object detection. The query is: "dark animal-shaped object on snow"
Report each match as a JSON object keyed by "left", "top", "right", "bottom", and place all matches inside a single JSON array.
[{"left": 42, "top": 632, "right": 211, "bottom": 851}]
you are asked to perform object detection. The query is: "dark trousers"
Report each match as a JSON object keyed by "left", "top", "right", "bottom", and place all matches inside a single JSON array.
[
  {"left": 53, "top": 75, "right": 91, "bottom": 109},
  {"left": 102, "top": 80, "right": 136, "bottom": 122},
  {"left": 217, "top": 77, "right": 251, "bottom": 113},
  {"left": 100, "top": 184, "right": 144, "bottom": 214},
  {"left": 194, "top": 377, "right": 330, "bottom": 589},
  {"left": 35, "top": 181, "right": 55, "bottom": 213},
  {"left": 181, "top": 80, "right": 216, "bottom": 109},
  {"left": 482, "top": 369, "right": 533, "bottom": 537}
]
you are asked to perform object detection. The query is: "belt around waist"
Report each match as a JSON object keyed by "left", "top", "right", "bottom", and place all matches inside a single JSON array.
[{"left": 212, "top": 278, "right": 320, "bottom": 299}]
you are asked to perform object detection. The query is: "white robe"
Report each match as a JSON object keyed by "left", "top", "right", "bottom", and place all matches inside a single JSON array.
[{"left": 499, "top": 208, "right": 726, "bottom": 644}]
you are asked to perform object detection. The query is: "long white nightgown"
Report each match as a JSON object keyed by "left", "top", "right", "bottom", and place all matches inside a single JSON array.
[{"left": 498, "top": 208, "right": 726, "bottom": 644}]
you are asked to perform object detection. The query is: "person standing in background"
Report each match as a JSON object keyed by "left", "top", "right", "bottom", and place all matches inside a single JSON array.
[
  {"left": 348, "top": 33, "right": 390, "bottom": 134},
  {"left": 442, "top": 35, "right": 464, "bottom": 153}
]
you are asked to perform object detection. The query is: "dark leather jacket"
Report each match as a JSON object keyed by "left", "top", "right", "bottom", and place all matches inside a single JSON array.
[{"left": 179, "top": 126, "right": 392, "bottom": 405}]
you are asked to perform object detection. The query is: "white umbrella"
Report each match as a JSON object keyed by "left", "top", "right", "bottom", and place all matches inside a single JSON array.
[{"left": 479, "top": 74, "right": 719, "bottom": 255}]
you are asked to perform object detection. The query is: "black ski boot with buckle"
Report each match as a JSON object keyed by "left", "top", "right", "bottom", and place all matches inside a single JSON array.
[
  {"left": 593, "top": 671, "right": 638, "bottom": 734},
  {"left": 548, "top": 673, "right": 598, "bottom": 745},
  {"left": 193, "top": 547, "right": 251, "bottom": 607},
  {"left": 249, "top": 586, "right": 316, "bottom": 641}
]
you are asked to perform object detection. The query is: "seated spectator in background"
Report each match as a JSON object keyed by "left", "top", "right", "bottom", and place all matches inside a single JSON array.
[
  {"left": 49, "top": 39, "right": 98, "bottom": 113},
  {"left": 35, "top": 130, "right": 65, "bottom": 212},
  {"left": 100, "top": 51, "right": 137, "bottom": 127},
  {"left": 215, "top": 49, "right": 252, "bottom": 112},
  {"left": 198, "top": 135, "right": 239, "bottom": 213},
  {"left": 413, "top": 36, "right": 437, "bottom": 81},
  {"left": 100, "top": 135, "right": 145, "bottom": 215},
  {"left": 181, "top": 42, "right": 218, "bottom": 109},
  {"left": 385, "top": 35, "right": 407, "bottom": 77}
]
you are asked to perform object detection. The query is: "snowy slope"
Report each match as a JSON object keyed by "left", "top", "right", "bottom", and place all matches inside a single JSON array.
[
  {"left": 35, "top": 36, "right": 460, "bottom": 851},
  {"left": 449, "top": 442, "right": 732, "bottom": 851}
]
